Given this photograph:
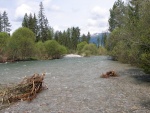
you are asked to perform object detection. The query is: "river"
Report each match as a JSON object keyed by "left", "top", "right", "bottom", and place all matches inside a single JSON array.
[
  {"left": 0, "top": 56, "right": 131, "bottom": 84},
  {"left": 1, "top": 56, "right": 150, "bottom": 113}
]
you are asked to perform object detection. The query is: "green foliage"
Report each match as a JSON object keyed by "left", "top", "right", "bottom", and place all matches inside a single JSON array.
[
  {"left": 98, "top": 47, "right": 107, "bottom": 55},
  {"left": 8, "top": 27, "right": 35, "bottom": 60},
  {"left": 0, "top": 11, "right": 11, "bottom": 33},
  {"left": 140, "top": 53, "right": 150, "bottom": 73},
  {"left": 80, "top": 32, "right": 91, "bottom": 43},
  {"left": 108, "top": 0, "right": 126, "bottom": 32},
  {"left": 77, "top": 41, "right": 88, "bottom": 54},
  {"left": 82, "top": 44, "right": 98, "bottom": 57},
  {"left": 44, "top": 40, "right": 67, "bottom": 59},
  {"left": 35, "top": 41, "right": 46, "bottom": 59},
  {"left": 107, "top": 0, "right": 150, "bottom": 73},
  {"left": 0, "top": 32, "right": 10, "bottom": 55}
]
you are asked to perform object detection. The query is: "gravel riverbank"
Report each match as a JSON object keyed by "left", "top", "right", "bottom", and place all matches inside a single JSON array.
[{"left": 0, "top": 57, "right": 150, "bottom": 113}]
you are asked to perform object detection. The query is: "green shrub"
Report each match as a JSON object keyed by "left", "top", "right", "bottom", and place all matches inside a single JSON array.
[
  {"left": 77, "top": 41, "right": 88, "bottom": 54},
  {"left": 140, "top": 53, "right": 150, "bottom": 74},
  {"left": 8, "top": 27, "right": 36, "bottom": 60},
  {"left": 44, "top": 40, "right": 67, "bottom": 59},
  {"left": 82, "top": 43, "right": 98, "bottom": 56},
  {"left": 0, "top": 32, "right": 10, "bottom": 55},
  {"left": 98, "top": 47, "right": 107, "bottom": 55},
  {"left": 35, "top": 41, "right": 46, "bottom": 59}
]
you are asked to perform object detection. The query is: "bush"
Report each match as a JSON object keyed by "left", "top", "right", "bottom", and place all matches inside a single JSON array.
[
  {"left": 82, "top": 44, "right": 98, "bottom": 56},
  {"left": 35, "top": 41, "right": 46, "bottom": 59},
  {"left": 77, "top": 41, "right": 88, "bottom": 54},
  {"left": 98, "top": 47, "right": 107, "bottom": 55},
  {"left": 44, "top": 40, "right": 67, "bottom": 59},
  {"left": 8, "top": 27, "right": 36, "bottom": 60},
  {"left": 0, "top": 32, "right": 10, "bottom": 55},
  {"left": 140, "top": 53, "right": 150, "bottom": 74}
]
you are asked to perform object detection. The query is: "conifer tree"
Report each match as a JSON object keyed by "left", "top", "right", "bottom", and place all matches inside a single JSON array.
[
  {"left": 22, "top": 13, "right": 29, "bottom": 28},
  {"left": 87, "top": 32, "right": 91, "bottom": 43},
  {"left": 71, "top": 27, "right": 80, "bottom": 50},
  {"left": 2, "top": 11, "right": 11, "bottom": 33},
  {"left": 38, "top": 2, "right": 49, "bottom": 42},
  {"left": 0, "top": 13, "right": 3, "bottom": 32}
]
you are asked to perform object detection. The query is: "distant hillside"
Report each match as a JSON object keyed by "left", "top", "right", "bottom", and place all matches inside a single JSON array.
[{"left": 90, "top": 32, "right": 109, "bottom": 47}]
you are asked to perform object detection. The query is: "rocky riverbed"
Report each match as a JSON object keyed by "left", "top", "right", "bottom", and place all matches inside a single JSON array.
[{"left": 0, "top": 56, "right": 150, "bottom": 113}]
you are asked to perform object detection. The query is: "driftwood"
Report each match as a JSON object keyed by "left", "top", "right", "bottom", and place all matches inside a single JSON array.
[
  {"left": 101, "top": 71, "right": 118, "bottom": 78},
  {"left": 0, "top": 73, "right": 46, "bottom": 105}
]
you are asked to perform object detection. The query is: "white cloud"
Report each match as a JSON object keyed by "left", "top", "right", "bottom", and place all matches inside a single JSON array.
[
  {"left": 43, "top": 0, "right": 52, "bottom": 8},
  {"left": 50, "top": 5, "right": 60, "bottom": 11},
  {"left": 15, "top": 4, "right": 33, "bottom": 21},
  {"left": 84, "top": 6, "right": 109, "bottom": 34},
  {"left": 87, "top": 19, "right": 97, "bottom": 26}
]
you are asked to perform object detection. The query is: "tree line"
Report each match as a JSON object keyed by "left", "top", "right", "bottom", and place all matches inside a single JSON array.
[
  {"left": 106, "top": 0, "right": 150, "bottom": 73},
  {"left": 0, "top": 2, "right": 107, "bottom": 62}
]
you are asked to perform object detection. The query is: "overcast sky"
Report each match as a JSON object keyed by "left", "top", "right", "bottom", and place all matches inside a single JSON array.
[{"left": 0, "top": 0, "right": 126, "bottom": 35}]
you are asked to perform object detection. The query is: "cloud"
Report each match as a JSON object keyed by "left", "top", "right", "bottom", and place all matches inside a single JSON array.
[
  {"left": 84, "top": 6, "right": 109, "bottom": 34},
  {"left": 15, "top": 4, "right": 33, "bottom": 22},
  {"left": 91, "top": 6, "right": 108, "bottom": 19},
  {"left": 43, "top": 0, "right": 61, "bottom": 12},
  {"left": 43, "top": 0, "right": 52, "bottom": 8},
  {"left": 50, "top": 5, "right": 60, "bottom": 11}
]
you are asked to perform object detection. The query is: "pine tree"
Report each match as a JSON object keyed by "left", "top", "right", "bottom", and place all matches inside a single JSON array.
[
  {"left": 2, "top": 11, "right": 11, "bottom": 33},
  {"left": 81, "top": 34, "right": 87, "bottom": 42},
  {"left": 33, "top": 13, "right": 39, "bottom": 39},
  {"left": 87, "top": 32, "right": 91, "bottom": 43},
  {"left": 22, "top": 13, "right": 29, "bottom": 28},
  {"left": 28, "top": 13, "right": 34, "bottom": 30},
  {"left": 71, "top": 27, "right": 80, "bottom": 50},
  {"left": 38, "top": 2, "right": 49, "bottom": 42},
  {"left": 0, "top": 13, "right": 3, "bottom": 32}
]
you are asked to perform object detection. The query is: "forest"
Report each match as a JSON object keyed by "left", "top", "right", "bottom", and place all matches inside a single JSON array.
[{"left": 0, "top": 0, "right": 149, "bottom": 74}]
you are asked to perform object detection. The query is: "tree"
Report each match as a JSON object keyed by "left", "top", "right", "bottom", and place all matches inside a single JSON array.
[
  {"left": 38, "top": 2, "right": 49, "bottom": 42},
  {"left": 2, "top": 11, "right": 11, "bottom": 33},
  {"left": 80, "top": 34, "right": 87, "bottom": 42},
  {"left": 0, "top": 13, "right": 3, "bottom": 32},
  {"left": 101, "top": 32, "right": 107, "bottom": 47},
  {"left": 22, "top": 13, "right": 29, "bottom": 28},
  {"left": 107, "top": 0, "right": 150, "bottom": 73},
  {"left": 87, "top": 32, "right": 91, "bottom": 43},
  {"left": 108, "top": 0, "right": 126, "bottom": 32},
  {"left": 137, "top": 0, "right": 150, "bottom": 73},
  {"left": 97, "top": 37, "right": 100, "bottom": 48},
  {"left": 71, "top": 27, "right": 80, "bottom": 50},
  {"left": 8, "top": 27, "right": 35, "bottom": 60},
  {"left": 22, "top": 13, "right": 39, "bottom": 40},
  {"left": 33, "top": 13, "right": 39, "bottom": 40}
]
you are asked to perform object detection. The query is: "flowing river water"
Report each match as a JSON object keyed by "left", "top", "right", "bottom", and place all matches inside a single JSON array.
[
  {"left": 0, "top": 56, "right": 132, "bottom": 83},
  {"left": 0, "top": 56, "right": 150, "bottom": 113}
]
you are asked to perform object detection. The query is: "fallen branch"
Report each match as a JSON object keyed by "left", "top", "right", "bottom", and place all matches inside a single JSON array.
[
  {"left": 0, "top": 73, "right": 47, "bottom": 105},
  {"left": 101, "top": 71, "right": 118, "bottom": 78}
]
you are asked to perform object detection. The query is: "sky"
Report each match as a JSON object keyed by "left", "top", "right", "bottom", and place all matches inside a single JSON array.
[{"left": 0, "top": 0, "right": 126, "bottom": 35}]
